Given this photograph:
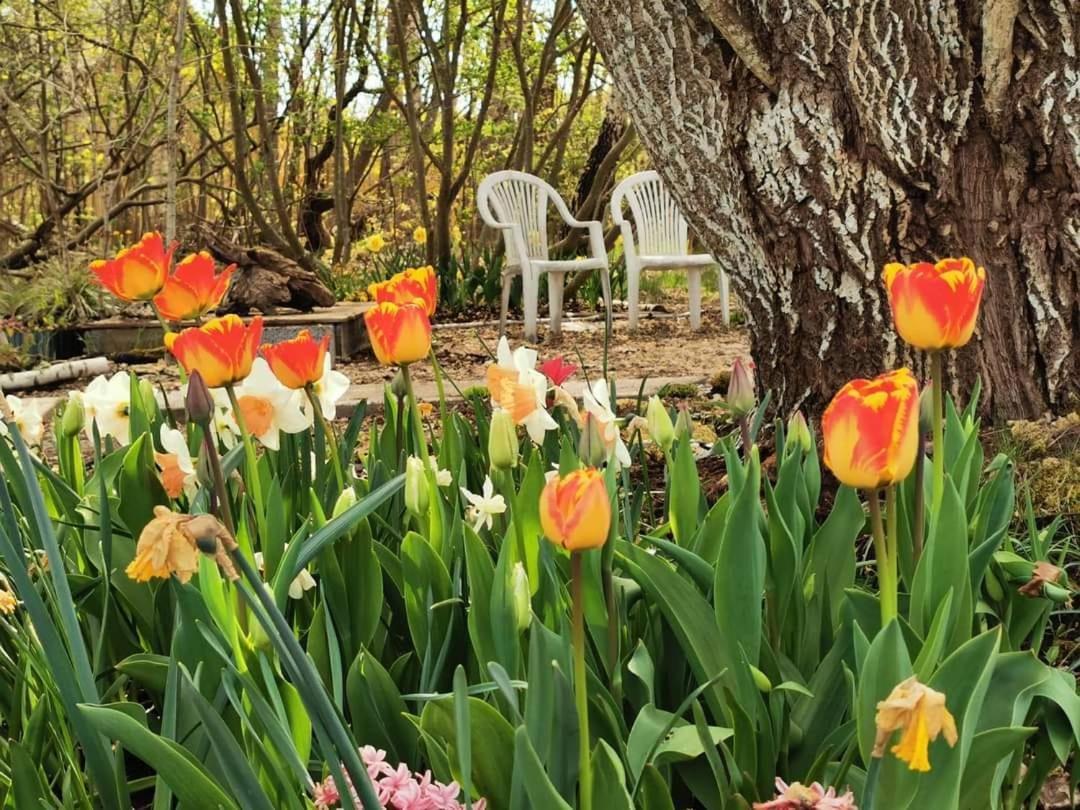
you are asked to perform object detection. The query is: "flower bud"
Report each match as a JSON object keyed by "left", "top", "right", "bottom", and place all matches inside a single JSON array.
[
  {"left": 185, "top": 370, "right": 214, "bottom": 426},
  {"left": 918, "top": 380, "right": 934, "bottom": 436},
  {"left": 510, "top": 562, "right": 531, "bottom": 632},
  {"left": 405, "top": 455, "right": 429, "bottom": 517},
  {"left": 726, "top": 358, "right": 756, "bottom": 417},
  {"left": 674, "top": 405, "right": 693, "bottom": 442},
  {"left": 787, "top": 410, "right": 812, "bottom": 453},
  {"left": 646, "top": 395, "right": 674, "bottom": 452},
  {"left": 488, "top": 408, "right": 519, "bottom": 470},
  {"left": 750, "top": 665, "right": 773, "bottom": 693},
  {"left": 390, "top": 368, "right": 409, "bottom": 400},
  {"left": 332, "top": 487, "right": 357, "bottom": 519},
  {"left": 579, "top": 412, "right": 608, "bottom": 467},
  {"left": 61, "top": 394, "right": 86, "bottom": 438}
]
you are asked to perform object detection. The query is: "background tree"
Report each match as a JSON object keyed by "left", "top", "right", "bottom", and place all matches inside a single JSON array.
[{"left": 577, "top": 0, "right": 1079, "bottom": 418}]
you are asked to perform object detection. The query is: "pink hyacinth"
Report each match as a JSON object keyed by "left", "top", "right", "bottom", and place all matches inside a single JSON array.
[
  {"left": 311, "top": 747, "right": 485, "bottom": 810},
  {"left": 753, "top": 778, "right": 858, "bottom": 810}
]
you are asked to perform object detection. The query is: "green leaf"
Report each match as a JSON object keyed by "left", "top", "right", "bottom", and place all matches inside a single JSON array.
[
  {"left": 346, "top": 649, "right": 418, "bottom": 766},
  {"left": 78, "top": 704, "right": 236, "bottom": 809},
  {"left": 959, "top": 727, "right": 1036, "bottom": 810},
  {"left": 512, "top": 726, "right": 573, "bottom": 810},
  {"left": 401, "top": 531, "right": 452, "bottom": 661},
  {"left": 421, "top": 697, "right": 515, "bottom": 810},
  {"left": 592, "top": 739, "right": 634, "bottom": 810},
  {"left": 669, "top": 436, "right": 701, "bottom": 545},
  {"left": 856, "top": 620, "right": 912, "bottom": 765},
  {"left": 910, "top": 479, "right": 972, "bottom": 652}
]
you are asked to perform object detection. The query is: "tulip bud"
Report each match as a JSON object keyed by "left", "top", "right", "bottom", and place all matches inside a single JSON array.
[
  {"left": 646, "top": 395, "right": 675, "bottom": 452},
  {"left": 332, "top": 487, "right": 357, "bottom": 519},
  {"left": 61, "top": 394, "right": 86, "bottom": 438},
  {"left": 488, "top": 409, "right": 519, "bottom": 470},
  {"left": 750, "top": 665, "right": 773, "bottom": 693},
  {"left": 918, "top": 381, "right": 934, "bottom": 436},
  {"left": 185, "top": 370, "right": 214, "bottom": 426},
  {"left": 726, "top": 358, "right": 756, "bottom": 417},
  {"left": 983, "top": 567, "right": 1005, "bottom": 601},
  {"left": 390, "top": 369, "right": 409, "bottom": 400},
  {"left": 674, "top": 405, "right": 693, "bottom": 442},
  {"left": 579, "top": 412, "right": 608, "bottom": 467},
  {"left": 405, "top": 455, "right": 429, "bottom": 517},
  {"left": 787, "top": 410, "right": 812, "bottom": 453},
  {"left": 510, "top": 562, "right": 531, "bottom": 632},
  {"left": 1043, "top": 583, "right": 1072, "bottom": 603}
]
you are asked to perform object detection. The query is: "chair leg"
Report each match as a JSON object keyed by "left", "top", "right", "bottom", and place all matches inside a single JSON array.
[
  {"left": 627, "top": 263, "right": 640, "bottom": 331},
  {"left": 522, "top": 268, "right": 540, "bottom": 342},
  {"left": 499, "top": 273, "right": 512, "bottom": 337},
  {"left": 599, "top": 268, "right": 613, "bottom": 335},
  {"left": 548, "top": 272, "right": 564, "bottom": 337},
  {"left": 688, "top": 268, "right": 702, "bottom": 330},
  {"left": 719, "top": 268, "right": 731, "bottom": 327}
]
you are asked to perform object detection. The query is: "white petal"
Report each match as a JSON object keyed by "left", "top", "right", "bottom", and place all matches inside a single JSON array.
[
  {"left": 523, "top": 409, "right": 557, "bottom": 445},
  {"left": 496, "top": 336, "right": 512, "bottom": 367}
]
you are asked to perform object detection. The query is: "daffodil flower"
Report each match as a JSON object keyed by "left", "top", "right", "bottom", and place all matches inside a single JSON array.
[
  {"left": 1, "top": 395, "right": 44, "bottom": 446},
  {"left": 485, "top": 337, "right": 557, "bottom": 444},
  {"left": 81, "top": 372, "right": 133, "bottom": 444},
  {"left": 461, "top": 477, "right": 507, "bottom": 533},
  {"left": 155, "top": 424, "right": 198, "bottom": 500},
  {"left": 233, "top": 358, "right": 309, "bottom": 450},
  {"left": 428, "top": 455, "right": 452, "bottom": 487},
  {"left": 294, "top": 355, "right": 351, "bottom": 424},
  {"left": 582, "top": 379, "right": 631, "bottom": 467},
  {"left": 254, "top": 548, "right": 316, "bottom": 600}
]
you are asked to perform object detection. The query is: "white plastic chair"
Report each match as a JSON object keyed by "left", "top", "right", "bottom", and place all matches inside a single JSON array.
[
  {"left": 611, "top": 170, "right": 730, "bottom": 330},
  {"left": 477, "top": 170, "right": 612, "bottom": 341}
]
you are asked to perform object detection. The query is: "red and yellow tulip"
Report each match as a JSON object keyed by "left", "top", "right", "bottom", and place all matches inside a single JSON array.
[
  {"left": 882, "top": 257, "right": 986, "bottom": 350},
  {"left": 369, "top": 265, "right": 438, "bottom": 316},
  {"left": 166, "top": 314, "right": 263, "bottom": 388},
  {"left": 90, "top": 232, "right": 174, "bottom": 301},
  {"left": 540, "top": 468, "right": 611, "bottom": 551},
  {"left": 153, "top": 252, "right": 235, "bottom": 322},
  {"left": 821, "top": 368, "right": 919, "bottom": 489},
  {"left": 261, "top": 329, "right": 330, "bottom": 389},
  {"left": 363, "top": 302, "right": 432, "bottom": 366}
]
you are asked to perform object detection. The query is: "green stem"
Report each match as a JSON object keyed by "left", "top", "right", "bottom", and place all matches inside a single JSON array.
[
  {"left": 429, "top": 345, "right": 449, "bottom": 426},
  {"left": 930, "top": 351, "right": 945, "bottom": 511},
  {"left": 571, "top": 552, "right": 593, "bottom": 810},
  {"left": 912, "top": 445, "right": 925, "bottom": 564},
  {"left": 886, "top": 485, "right": 900, "bottom": 616},
  {"left": 400, "top": 363, "right": 429, "bottom": 458},
  {"left": 867, "top": 489, "right": 896, "bottom": 624},
  {"left": 225, "top": 385, "right": 266, "bottom": 537},
  {"left": 307, "top": 384, "right": 346, "bottom": 493}
]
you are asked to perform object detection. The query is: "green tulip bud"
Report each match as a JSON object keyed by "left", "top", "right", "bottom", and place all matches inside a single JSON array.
[
  {"left": 138, "top": 378, "right": 158, "bottom": 414},
  {"left": 405, "top": 455, "right": 430, "bottom": 517},
  {"left": 918, "top": 381, "right": 934, "bottom": 435},
  {"left": 726, "top": 358, "right": 756, "bottom": 417},
  {"left": 1043, "top": 583, "right": 1072, "bottom": 603},
  {"left": 983, "top": 567, "right": 1005, "bottom": 601},
  {"left": 646, "top": 395, "right": 675, "bottom": 452},
  {"left": 579, "top": 412, "right": 608, "bottom": 467},
  {"left": 786, "top": 410, "right": 812, "bottom": 453},
  {"left": 61, "top": 394, "right": 86, "bottom": 438},
  {"left": 510, "top": 562, "right": 531, "bottom": 632},
  {"left": 332, "top": 487, "right": 357, "bottom": 519},
  {"left": 488, "top": 408, "right": 519, "bottom": 470},
  {"left": 674, "top": 406, "right": 693, "bottom": 442}
]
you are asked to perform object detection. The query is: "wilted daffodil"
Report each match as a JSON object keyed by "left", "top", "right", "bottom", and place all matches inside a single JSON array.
[
  {"left": 539, "top": 468, "right": 611, "bottom": 551},
  {"left": 882, "top": 257, "right": 986, "bottom": 350},
  {"left": 821, "top": 369, "right": 919, "bottom": 490},
  {"left": 126, "top": 507, "right": 232, "bottom": 584},
  {"left": 873, "top": 676, "right": 958, "bottom": 772},
  {"left": 90, "top": 232, "right": 174, "bottom": 301}
]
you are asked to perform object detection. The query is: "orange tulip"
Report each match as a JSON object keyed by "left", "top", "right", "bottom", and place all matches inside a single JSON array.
[
  {"left": 153, "top": 252, "right": 235, "bottom": 322},
  {"left": 261, "top": 329, "right": 330, "bottom": 389},
  {"left": 369, "top": 265, "right": 438, "bottom": 316},
  {"left": 363, "top": 302, "right": 432, "bottom": 366},
  {"left": 166, "top": 314, "right": 263, "bottom": 388},
  {"left": 882, "top": 258, "right": 986, "bottom": 350},
  {"left": 90, "top": 232, "right": 174, "bottom": 301},
  {"left": 540, "top": 468, "right": 611, "bottom": 551},
  {"left": 821, "top": 368, "right": 919, "bottom": 489}
]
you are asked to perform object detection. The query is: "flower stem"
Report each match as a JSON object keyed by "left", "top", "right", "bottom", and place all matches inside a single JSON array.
[
  {"left": 738, "top": 414, "right": 752, "bottom": 460},
  {"left": 400, "top": 363, "right": 428, "bottom": 458},
  {"left": 885, "top": 485, "right": 900, "bottom": 616},
  {"left": 201, "top": 428, "right": 236, "bottom": 538},
  {"left": 867, "top": 489, "right": 896, "bottom": 624},
  {"left": 571, "top": 552, "right": 593, "bottom": 810},
  {"left": 307, "top": 384, "right": 346, "bottom": 493},
  {"left": 225, "top": 384, "right": 266, "bottom": 534},
  {"left": 930, "top": 351, "right": 945, "bottom": 511},
  {"left": 429, "top": 345, "right": 449, "bottom": 426},
  {"left": 912, "top": 443, "right": 925, "bottom": 564}
]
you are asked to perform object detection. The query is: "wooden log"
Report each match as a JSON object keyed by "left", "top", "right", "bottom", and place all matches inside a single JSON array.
[{"left": 0, "top": 357, "right": 112, "bottom": 392}]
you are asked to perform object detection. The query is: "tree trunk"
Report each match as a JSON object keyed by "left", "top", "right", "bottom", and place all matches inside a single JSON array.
[{"left": 577, "top": 0, "right": 1079, "bottom": 418}]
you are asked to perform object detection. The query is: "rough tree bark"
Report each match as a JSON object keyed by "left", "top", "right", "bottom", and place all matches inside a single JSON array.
[{"left": 577, "top": 0, "right": 1079, "bottom": 418}]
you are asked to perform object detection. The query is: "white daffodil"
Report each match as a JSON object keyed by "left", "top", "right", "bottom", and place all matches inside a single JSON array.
[
  {"left": 486, "top": 337, "right": 557, "bottom": 444},
  {"left": 82, "top": 372, "right": 131, "bottom": 444},
  {"left": 582, "top": 378, "right": 632, "bottom": 468},
  {"left": 0, "top": 395, "right": 44, "bottom": 446},
  {"left": 253, "top": 548, "right": 316, "bottom": 600},
  {"left": 233, "top": 358, "right": 308, "bottom": 451},
  {"left": 428, "top": 455, "right": 452, "bottom": 487},
  {"left": 461, "top": 476, "right": 507, "bottom": 533},
  {"left": 295, "top": 355, "right": 351, "bottom": 424},
  {"left": 155, "top": 424, "right": 198, "bottom": 500}
]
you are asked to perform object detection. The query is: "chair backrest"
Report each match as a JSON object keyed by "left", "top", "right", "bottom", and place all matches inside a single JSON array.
[
  {"left": 477, "top": 171, "right": 560, "bottom": 265},
  {"left": 611, "top": 170, "right": 689, "bottom": 256}
]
